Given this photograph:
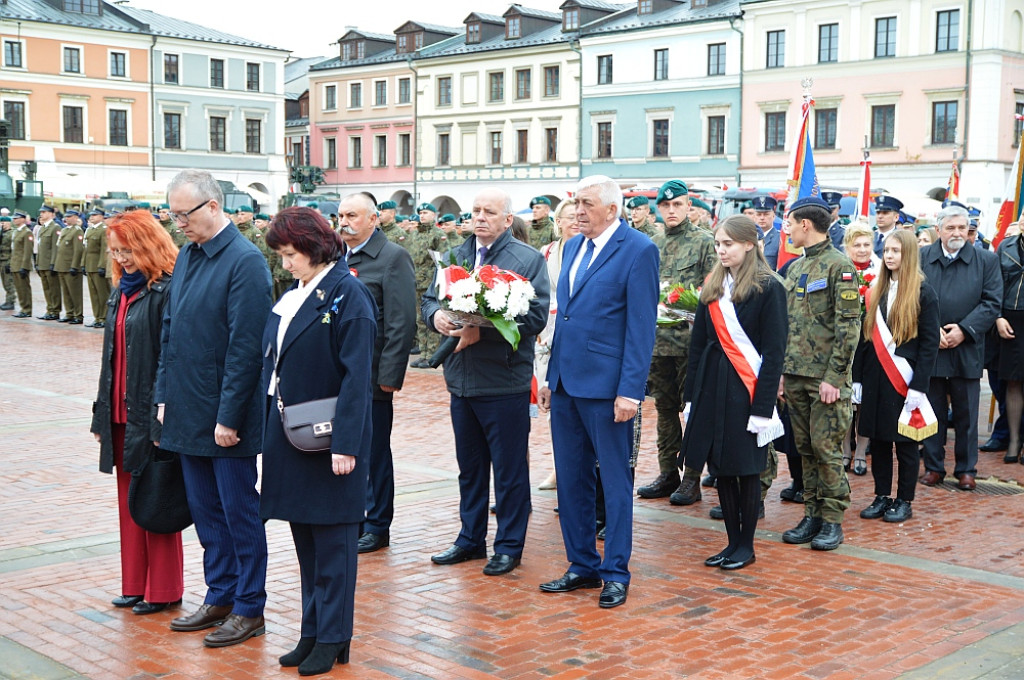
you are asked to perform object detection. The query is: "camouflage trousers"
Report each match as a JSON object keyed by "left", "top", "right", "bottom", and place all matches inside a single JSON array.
[
  {"left": 416, "top": 288, "right": 441, "bottom": 358},
  {"left": 784, "top": 374, "right": 852, "bottom": 523},
  {"left": 648, "top": 354, "right": 687, "bottom": 475}
]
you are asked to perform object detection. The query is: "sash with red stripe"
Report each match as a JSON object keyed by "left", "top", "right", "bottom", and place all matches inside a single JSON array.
[{"left": 868, "top": 289, "right": 938, "bottom": 441}]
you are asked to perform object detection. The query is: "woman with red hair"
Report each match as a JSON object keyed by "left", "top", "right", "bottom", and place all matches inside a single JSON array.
[{"left": 90, "top": 210, "right": 183, "bottom": 615}]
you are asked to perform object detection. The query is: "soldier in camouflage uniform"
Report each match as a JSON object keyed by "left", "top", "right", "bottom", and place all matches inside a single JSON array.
[
  {"left": 409, "top": 203, "right": 449, "bottom": 368},
  {"left": 626, "top": 195, "right": 658, "bottom": 238},
  {"left": 0, "top": 215, "right": 14, "bottom": 309},
  {"left": 158, "top": 203, "right": 188, "bottom": 248},
  {"left": 779, "top": 195, "right": 860, "bottom": 552},
  {"left": 377, "top": 201, "right": 408, "bottom": 246},
  {"left": 636, "top": 180, "right": 717, "bottom": 505},
  {"left": 54, "top": 210, "right": 85, "bottom": 324},
  {"left": 35, "top": 205, "right": 61, "bottom": 320},
  {"left": 528, "top": 196, "right": 556, "bottom": 250},
  {"left": 83, "top": 209, "right": 111, "bottom": 328},
  {"left": 235, "top": 206, "right": 277, "bottom": 291},
  {"left": 10, "top": 212, "right": 33, "bottom": 317},
  {"left": 688, "top": 197, "right": 714, "bottom": 232},
  {"left": 438, "top": 213, "right": 463, "bottom": 248}
]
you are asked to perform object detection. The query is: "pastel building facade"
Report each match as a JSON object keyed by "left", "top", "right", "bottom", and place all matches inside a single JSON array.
[
  {"left": 580, "top": 0, "right": 743, "bottom": 190},
  {"left": 739, "top": 0, "right": 1024, "bottom": 222}
]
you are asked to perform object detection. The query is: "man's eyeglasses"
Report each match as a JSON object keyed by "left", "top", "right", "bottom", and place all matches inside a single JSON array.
[{"left": 168, "top": 199, "right": 211, "bottom": 225}]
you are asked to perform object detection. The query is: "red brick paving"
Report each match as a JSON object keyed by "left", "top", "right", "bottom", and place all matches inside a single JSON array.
[{"left": 1, "top": 280, "right": 1024, "bottom": 679}]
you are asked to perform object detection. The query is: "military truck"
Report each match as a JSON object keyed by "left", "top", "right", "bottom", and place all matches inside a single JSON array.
[{"left": 0, "top": 120, "right": 43, "bottom": 214}]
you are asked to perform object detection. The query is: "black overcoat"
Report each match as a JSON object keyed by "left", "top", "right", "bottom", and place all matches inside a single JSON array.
[
  {"left": 855, "top": 282, "right": 940, "bottom": 441},
  {"left": 680, "top": 275, "right": 788, "bottom": 476},
  {"left": 258, "top": 263, "right": 378, "bottom": 525},
  {"left": 92, "top": 276, "right": 170, "bottom": 474}
]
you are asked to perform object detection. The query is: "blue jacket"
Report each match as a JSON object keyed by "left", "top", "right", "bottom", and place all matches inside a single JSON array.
[
  {"left": 546, "top": 222, "right": 660, "bottom": 401},
  {"left": 155, "top": 223, "right": 272, "bottom": 457}
]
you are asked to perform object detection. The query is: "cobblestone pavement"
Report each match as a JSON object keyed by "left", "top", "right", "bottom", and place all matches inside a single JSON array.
[{"left": 1, "top": 276, "right": 1023, "bottom": 679}]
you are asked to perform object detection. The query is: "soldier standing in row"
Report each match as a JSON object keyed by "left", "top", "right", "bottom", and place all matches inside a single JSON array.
[
  {"left": 688, "top": 198, "right": 714, "bottom": 232},
  {"left": 637, "top": 180, "right": 717, "bottom": 505},
  {"left": 0, "top": 214, "right": 14, "bottom": 310},
  {"left": 626, "top": 195, "right": 658, "bottom": 238},
  {"left": 822, "top": 191, "right": 846, "bottom": 253},
  {"left": 35, "top": 206, "right": 61, "bottom": 320},
  {"left": 780, "top": 196, "right": 860, "bottom": 552},
  {"left": 528, "top": 197, "right": 556, "bottom": 250},
  {"left": 83, "top": 209, "right": 110, "bottom": 328},
  {"left": 158, "top": 203, "right": 187, "bottom": 248},
  {"left": 10, "top": 213, "right": 33, "bottom": 317},
  {"left": 54, "top": 209, "right": 85, "bottom": 324},
  {"left": 409, "top": 202, "right": 448, "bottom": 368},
  {"left": 377, "top": 201, "right": 407, "bottom": 246}
]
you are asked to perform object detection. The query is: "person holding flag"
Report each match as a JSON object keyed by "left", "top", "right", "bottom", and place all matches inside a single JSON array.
[{"left": 854, "top": 229, "right": 940, "bottom": 523}]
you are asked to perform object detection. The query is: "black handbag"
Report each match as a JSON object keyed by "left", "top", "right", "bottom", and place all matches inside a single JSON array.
[
  {"left": 127, "top": 447, "right": 193, "bottom": 534},
  {"left": 278, "top": 396, "right": 337, "bottom": 452}
]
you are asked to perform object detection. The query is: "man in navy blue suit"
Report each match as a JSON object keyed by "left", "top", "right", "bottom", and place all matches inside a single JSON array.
[{"left": 538, "top": 175, "right": 660, "bottom": 608}]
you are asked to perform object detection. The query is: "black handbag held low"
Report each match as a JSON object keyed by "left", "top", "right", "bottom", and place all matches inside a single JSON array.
[{"left": 127, "top": 447, "right": 193, "bottom": 534}]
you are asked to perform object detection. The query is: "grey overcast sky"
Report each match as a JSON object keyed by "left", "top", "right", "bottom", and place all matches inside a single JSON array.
[{"left": 125, "top": 0, "right": 565, "bottom": 57}]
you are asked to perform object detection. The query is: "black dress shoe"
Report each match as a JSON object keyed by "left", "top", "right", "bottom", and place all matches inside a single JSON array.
[
  {"left": 637, "top": 471, "right": 680, "bottom": 499},
  {"left": 704, "top": 551, "right": 732, "bottom": 567},
  {"left": 859, "top": 495, "right": 892, "bottom": 520},
  {"left": 13, "top": 312, "right": 30, "bottom": 318},
  {"left": 710, "top": 505, "right": 724, "bottom": 520},
  {"left": 539, "top": 571, "right": 603, "bottom": 592},
  {"left": 701, "top": 474, "right": 718, "bottom": 488},
  {"left": 431, "top": 544, "right": 486, "bottom": 565},
  {"left": 883, "top": 498, "right": 912, "bottom": 523},
  {"left": 409, "top": 346, "right": 421, "bottom": 355},
  {"left": 68, "top": 317, "right": 83, "bottom": 325},
  {"left": 92, "top": 321, "right": 105, "bottom": 329},
  {"left": 132, "top": 598, "right": 182, "bottom": 615},
  {"left": 598, "top": 581, "right": 628, "bottom": 608},
  {"left": 482, "top": 553, "right": 521, "bottom": 575},
  {"left": 203, "top": 614, "right": 265, "bottom": 648},
  {"left": 111, "top": 594, "right": 144, "bottom": 608},
  {"left": 779, "top": 485, "right": 805, "bottom": 503},
  {"left": 980, "top": 437, "right": 1008, "bottom": 452},
  {"left": 782, "top": 516, "right": 823, "bottom": 544},
  {"left": 811, "top": 522, "right": 844, "bottom": 551},
  {"left": 720, "top": 554, "right": 756, "bottom": 570},
  {"left": 357, "top": 532, "right": 389, "bottom": 554},
  {"left": 410, "top": 358, "right": 431, "bottom": 368}
]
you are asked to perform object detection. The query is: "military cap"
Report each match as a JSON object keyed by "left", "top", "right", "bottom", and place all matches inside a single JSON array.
[
  {"left": 14, "top": 210, "right": 28, "bottom": 218},
  {"left": 625, "top": 195, "right": 649, "bottom": 209},
  {"left": 0, "top": 216, "right": 11, "bottom": 222},
  {"left": 875, "top": 195, "right": 904, "bottom": 212},
  {"left": 739, "top": 200, "right": 754, "bottom": 212},
  {"left": 656, "top": 180, "right": 689, "bottom": 204},
  {"left": 789, "top": 195, "right": 831, "bottom": 212},
  {"left": 255, "top": 213, "right": 270, "bottom": 221},
  {"left": 307, "top": 202, "right": 319, "bottom": 209},
  {"left": 441, "top": 213, "right": 456, "bottom": 223},
  {"left": 136, "top": 201, "right": 151, "bottom": 209},
  {"left": 158, "top": 203, "right": 170, "bottom": 210},
  {"left": 461, "top": 212, "right": 472, "bottom": 222},
  {"left": 223, "top": 207, "right": 236, "bottom": 214},
  {"left": 941, "top": 199, "right": 968, "bottom": 211},
  {"left": 416, "top": 202, "right": 437, "bottom": 213},
  {"left": 968, "top": 219, "right": 979, "bottom": 230},
  {"left": 529, "top": 196, "right": 551, "bottom": 208},
  {"left": 410, "top": 214, "right": 420, "bottom": 222},
  {"left": 88, "top": 208, "right": 104, "bottom": 216},
  {"left": 65, "top": 209, "right": 81, "bottom": 218},
  {"left": 820, "top": 191, "right": 843, "bottom": 208},
  {"left": 39, "top": 205, "right": 55, "bottom": 213},
  {"left": 752, "top": 195, "right": 777, "bottom": 212},
  {"left": 377, "top": 200, "right": 397, "bottom": 211},
  {"left": 897, "top": 210, "right": 915, "bottom": 225},
  {"left": 690, "top": 197, "right": 712, "bottom": 213},
  {"left": 236, "top": 205, "right": 254, "bottom": 214},
  {"left": 967, "top": 205, "right": 982, "bottom": 217}
]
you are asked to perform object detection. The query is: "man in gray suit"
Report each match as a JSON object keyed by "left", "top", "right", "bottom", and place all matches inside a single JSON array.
[
  {"left": 918, "top": 204, "right": 1002, "bottom": 491},
  {"left": 337, "top": 194, "right": 417, "bottom": 554}
]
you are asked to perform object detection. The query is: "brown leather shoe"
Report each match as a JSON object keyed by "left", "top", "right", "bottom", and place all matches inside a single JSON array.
[
  {"left": 203, "top": 613, "right": 265, "bottom": 648},
  {"left": 956, "top": 473, "right": 976, "bottom": 491},
  {"left": 169, "top": 604, "right": 233, "bottom": 632},
  {"left": 919, "top": 471, "right": 944, "bottom": 486}
]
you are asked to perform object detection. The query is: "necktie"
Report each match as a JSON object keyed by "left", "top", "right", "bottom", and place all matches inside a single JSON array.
[
  {"left": 572, "top": 239, "right": 594, "bottom": 296},
  {"left": 478, "top": 246, "right": 488, "bottom": 266}
]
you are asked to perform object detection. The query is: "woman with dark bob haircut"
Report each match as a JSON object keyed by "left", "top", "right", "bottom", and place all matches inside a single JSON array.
[{"left": 258, "top": 207, "right": 377, "bottom": 675}]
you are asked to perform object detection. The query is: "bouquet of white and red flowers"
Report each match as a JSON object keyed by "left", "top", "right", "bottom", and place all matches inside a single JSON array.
[
  {"left": 657, "top": 283, "right": 700, "bottom": 327},
  {"left": 436, "top": 261, "right": 537, "bottom": 350}
]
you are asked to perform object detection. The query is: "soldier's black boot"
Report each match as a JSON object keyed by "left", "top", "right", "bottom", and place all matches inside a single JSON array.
[
  {"left": 669, "top": 470, "right": 701, "bottom": 506},
  {"left": 810, "top": 522, "right": 844, "bottom": 550},
  {"left": 859, "top": 496, "right": 892, "bottom": 520},
  {"left": 782, "top": 516, "right": 822, "bottom": 544},
  {"left": 637, "top": 471, "right": 679, "bottom": 499}
]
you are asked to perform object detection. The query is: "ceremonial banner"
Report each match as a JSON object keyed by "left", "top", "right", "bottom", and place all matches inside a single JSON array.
[
  {"left": 853, "top": 156, "right": 871, "bottom": 221},
  {"left": 945, "top": 160, "right": 960, "bottom": 202},
  {"left": 992, "top": 118, "right": 1024, "bottom": 250},
  {"left": 778, "top": 94, "right": 818, "bottom": 271}
]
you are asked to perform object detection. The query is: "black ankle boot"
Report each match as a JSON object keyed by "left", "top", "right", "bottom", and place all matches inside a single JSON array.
[
  {"left": 279, "top": 637, "right": 316, "bottom": 667},
  {"left": 298, "top": 641, "right": 351, "bottom": 675}
]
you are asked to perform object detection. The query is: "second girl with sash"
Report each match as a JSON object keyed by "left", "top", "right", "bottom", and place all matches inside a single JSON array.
[{"left": 680, "top": 216, "right": 788, "bottom": 570}]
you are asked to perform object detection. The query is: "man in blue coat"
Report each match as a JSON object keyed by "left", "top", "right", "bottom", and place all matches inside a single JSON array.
[
  {"left": 155, "top": 169, "right": 273, "bottom": 647},
  {"left": 752, "top": 196, "right": 780, "bottom": 270},
  {"left": 422, "top": 188, "right": 550, "bottom": 577},
  {"left": 538, "top": 175, "right": 660, "bottom": 608}
]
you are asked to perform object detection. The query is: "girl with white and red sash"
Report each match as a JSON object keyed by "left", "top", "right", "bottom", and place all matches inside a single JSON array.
[
  {"left": 854, "top": 229, "right": 940, "bottom": 523},
  {"left": 680, "top": 216, "right": 788, "bottom": 570}
]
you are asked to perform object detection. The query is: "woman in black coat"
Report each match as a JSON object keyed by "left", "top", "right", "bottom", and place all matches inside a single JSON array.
[
  {"left": 995, "top": 232, "right": 1024, "bottom": 462},
  {"left": 259, "top": 207, "right": 377, "bottom": 676},
  {"left": 90, "top": 210, "right": 183, "bottom": 614},
  {"left": 855, "top": 229, "right": 939, "bottom": 523},
  {"left": 680, "top": 216, "right": 788, "bottom": 571}
]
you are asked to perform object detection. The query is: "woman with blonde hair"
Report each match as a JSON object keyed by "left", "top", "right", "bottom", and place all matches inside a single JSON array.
[
  {"left": 90, "top": 210, "right": 183, "bottom": 614},
  {"left": 680, "top": 215, "right": 788, "bottom": 570},
  {"left": 854, "top": 229, "right": 939, "bottom": 522},
  {"left": 843, "top": 221, "right": 880, "bottom": 475}
]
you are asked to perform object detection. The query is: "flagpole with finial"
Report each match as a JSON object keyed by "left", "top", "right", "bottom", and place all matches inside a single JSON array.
[
  {"left": 854, "top": 135, "right": 871, "bottom": 220},
  {"left": 784, "top": 78, "right": 817, "bottom": 210}
]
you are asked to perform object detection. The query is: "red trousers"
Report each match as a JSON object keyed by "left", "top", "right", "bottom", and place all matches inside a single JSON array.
[{"left": 113, "top": 424, "right": 184, "bottom": 602}]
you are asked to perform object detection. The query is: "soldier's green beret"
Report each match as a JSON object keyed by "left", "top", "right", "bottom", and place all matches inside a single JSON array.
[
  {"left": 626, "top": 196, "right": 649, "bottom": 209},
  {"left": 739, "top": 201, "right": 754, "bottom": 212},
  {"left": 0, "top": 216, "right": 11, "bottom": 222},
  {"left": 307, "top": 202, "right": 319, "bottom": 209},
  {"left": 158, "top": 203, "right": 170, "bottom": 210},
  {"left": 417, "top": 202, "right": 437, "bottom": 213},
  {"left": 377, "top": 200, "right": 397, "bottom": 210},
  {"left": 441, "top": 213, "right": 456, "bottom": 223},
  {"left": 529, "top": 196, "right": 551, "bottom": 208},
  {"left": 236, "top": 205, "right": 253, "bottom": 214},
  {"left": 255, "top": 213, "right": 270, "bottom": 221},
  {"left": 656, "top": 180, "right": 689, "bottom": 204},
  {"left": 136, "top": 201, "right": 151, "bottom": 209},
  {"left": 223, "top": 207, "right": 236, "bottom": 214},
  {"left": 410, "top": 214, "right": 421, "bottom": 222},
  {"left": 690, "top": 198, "right": 711, "bottom": 213}
]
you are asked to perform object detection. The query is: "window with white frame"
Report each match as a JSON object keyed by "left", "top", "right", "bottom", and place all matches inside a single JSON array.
[
  {"left": 109, "top": 51, "right": 127, "bottom": 78},
  {"left": 108, "top": 108, "right": 128, "bottom": 146},
  {"left": 3, "top": 40, "right": 24, "bottom": 68}
]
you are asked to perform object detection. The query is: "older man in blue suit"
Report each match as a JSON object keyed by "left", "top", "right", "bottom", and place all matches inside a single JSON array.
[
  {"left": 538, "top": 175, "right": 660, "bottom": 608},
  {"left": 155, "top": 169, "right": 272, "bottom": 647}
]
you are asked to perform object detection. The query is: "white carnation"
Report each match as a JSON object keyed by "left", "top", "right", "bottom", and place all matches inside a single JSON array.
[
  {"left": 483, "top": 280, "right": 510, "bottom": 313},
  {"left": 447, "top": 278, "right": 481, "bottom": 313},
  {"left": 504, "top": 280, "right": 535, "bottom": 319}
]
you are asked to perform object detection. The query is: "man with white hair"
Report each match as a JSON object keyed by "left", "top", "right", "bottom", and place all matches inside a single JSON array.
[
  {"left": 538, "top": 175, "right": 659, "bottom": 608},
  {"left": 918, "top": 204, "right": 1002, "bottom": 491}
]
